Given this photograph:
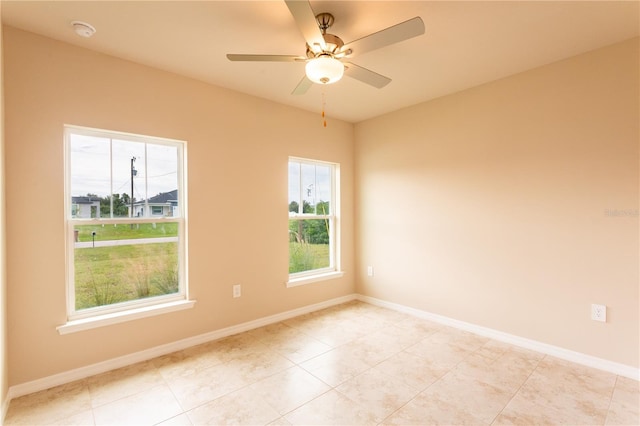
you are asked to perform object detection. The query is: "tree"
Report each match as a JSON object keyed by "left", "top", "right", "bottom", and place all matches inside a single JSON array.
[
  {"left": 303, "top": 200, "right": 314, "bottom": 213},
  {"left": 99, "top": 193, "right": 133, "bottom": 217},
  {"left": 288, "top": 200, "right": 314, "bottom": 214}
]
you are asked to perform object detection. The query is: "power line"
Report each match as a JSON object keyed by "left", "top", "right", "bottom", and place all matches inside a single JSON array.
[{"left": 145, "top": 171, "right": 177, "bottom": 179}]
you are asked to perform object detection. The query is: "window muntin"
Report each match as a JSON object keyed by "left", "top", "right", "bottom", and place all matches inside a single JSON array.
[
  {"left": 65, "top": 125, "right": 187, "bottom": 320},
  {"left": 288, "top": 158, "right": 338, "bottom": 278}
]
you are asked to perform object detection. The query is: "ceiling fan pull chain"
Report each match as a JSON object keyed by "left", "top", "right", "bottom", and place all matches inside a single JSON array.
[{"left": 322, "top": 89, "right": 327, "bottom": 128}]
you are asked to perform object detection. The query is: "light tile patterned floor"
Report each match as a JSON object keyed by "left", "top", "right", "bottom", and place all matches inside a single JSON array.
[{"left": 5, "top": 300, "right": 639, "bottom": 425}]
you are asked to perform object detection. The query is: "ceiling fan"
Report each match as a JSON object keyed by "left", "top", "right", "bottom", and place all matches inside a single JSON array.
[{"left": 227, "top": 0, "right": 425, "bottom": 95}]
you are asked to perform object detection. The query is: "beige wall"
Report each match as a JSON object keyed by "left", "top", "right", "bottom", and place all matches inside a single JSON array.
[
  {"left": 355, "top": 38, "right": 639, "bottom": 368},
  {"left": 2, "top": 23, "right": 638, "bottom": 392},
  {"left": 1, "top": 2, "right": 8, "bottom": 415},
  {"left": 3, "top": 26, "right": 355, "bottom": 386}
]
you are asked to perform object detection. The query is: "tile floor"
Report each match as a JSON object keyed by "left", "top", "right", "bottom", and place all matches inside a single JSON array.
[{"left": 4, "top": 300, "right": 639, "bottom": 425}]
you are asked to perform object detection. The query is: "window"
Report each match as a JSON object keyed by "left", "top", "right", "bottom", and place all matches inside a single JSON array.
[
  {"left": 64, "top": 125, "right": 189, "bottom": 326},
  {"left": 288, "top": 157, "right": 341, "bottom": 285}
]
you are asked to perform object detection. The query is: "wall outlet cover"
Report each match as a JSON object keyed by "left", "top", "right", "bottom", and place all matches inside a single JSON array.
[{"left": 591, "top": 304, "right": 606, "bottom": 322}]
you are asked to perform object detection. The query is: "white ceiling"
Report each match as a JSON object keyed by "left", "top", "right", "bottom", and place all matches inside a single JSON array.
[{"left": 2, "top": 1, "right": 639, "bottom": 123}]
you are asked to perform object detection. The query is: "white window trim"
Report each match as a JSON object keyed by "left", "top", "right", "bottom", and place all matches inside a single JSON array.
[
  {"left": 62, "top": 125, "right": 191, "bottom": 328},
  {"left": 286, "top": 271, "right": 344, "bottom": 288},
  {"left": 57, "top": 299, "right": 196, "bottom": 334},
  {"left": 288, "top": 157, "right": 341, "bottom": 285}
]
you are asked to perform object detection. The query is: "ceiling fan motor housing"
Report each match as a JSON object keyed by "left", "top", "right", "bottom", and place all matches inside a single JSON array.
[
  {"left": 305, "top": 13, "right": 345, "bottom": 58},
  {"left": 306, "top": 33, "right": 344, "bottom": 58}
]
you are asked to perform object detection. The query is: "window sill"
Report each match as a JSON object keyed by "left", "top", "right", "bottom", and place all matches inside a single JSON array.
[
  {"left": 57, "top": 299, "right": 196, "bottom": 335},
  {"left": 287, "top": 271, "right": 344, "bottom": 288}
]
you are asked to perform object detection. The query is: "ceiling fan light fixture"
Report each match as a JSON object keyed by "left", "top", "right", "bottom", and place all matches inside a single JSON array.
[{"left": 305, "top": 55, "right": 344, "bottom": 85}]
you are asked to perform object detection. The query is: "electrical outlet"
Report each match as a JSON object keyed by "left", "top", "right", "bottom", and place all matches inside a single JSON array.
[
  {"left": 367, "top": 266, "right": 374, "bottom": 277},
  {"left": 233, "top": 284, "right": 241, "bottom": 298},
  {"left": 591, "top": 304, "right": 606, "bottom": 322}
]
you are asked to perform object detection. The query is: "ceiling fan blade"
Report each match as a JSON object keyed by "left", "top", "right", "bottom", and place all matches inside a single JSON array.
[
  {"left": 291, "top": 75, "right": 313, "bottom": 95},
  {"left": 226, "top": 54, "right": 304, "bottom": 62},
  {"left": 284, "top": 0, "right": 326, "bottom": 52},
  {"left": 342, "top": 17, "right": 425, "bottom": 56},
  {"left": 344, "top": 62, "right": 391, "bottom": 89}
]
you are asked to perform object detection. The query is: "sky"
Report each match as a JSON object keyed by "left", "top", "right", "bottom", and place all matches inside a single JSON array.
[{"left": 70, "top": 133, "right": 178, "bottom": 201}]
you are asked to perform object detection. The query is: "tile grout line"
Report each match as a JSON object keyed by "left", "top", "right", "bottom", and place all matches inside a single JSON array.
[
  {"left": 157, "top": 362, "right": 191, "bottom": 424},
  {"left": 375, "top": 349, "right": 453, "bottom": 425},
  {"left": 487, "top": 353, "right": 546, "bottom": 425},
  {"left": 602, "top": 374, "right": 619, "bottom": 426}
]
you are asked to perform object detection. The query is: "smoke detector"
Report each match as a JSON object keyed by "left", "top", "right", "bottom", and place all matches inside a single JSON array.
[{"left": 71, "top": 21, "right": 96, "bottom": 38}]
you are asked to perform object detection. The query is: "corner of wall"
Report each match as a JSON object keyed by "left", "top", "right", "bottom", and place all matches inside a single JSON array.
[{"left": 1, "top": 10, "right": 10, "bottom": 424}]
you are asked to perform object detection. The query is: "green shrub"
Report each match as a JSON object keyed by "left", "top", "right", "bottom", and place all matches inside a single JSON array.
[{"left": 289, "top": 242, "right": 330, "bottom": 273}]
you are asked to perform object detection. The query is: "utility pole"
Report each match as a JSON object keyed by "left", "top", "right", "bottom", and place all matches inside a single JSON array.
[{"left": 131, "top": 157, "right": 137, "bottom": 227}]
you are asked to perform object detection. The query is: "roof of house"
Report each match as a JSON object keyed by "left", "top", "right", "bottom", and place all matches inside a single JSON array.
[
  {"left": 71, "top": 196, "right": 101, "bottom": 204},
  {"left": 140, "top": 190, "right": 178, "bottom": 205}
]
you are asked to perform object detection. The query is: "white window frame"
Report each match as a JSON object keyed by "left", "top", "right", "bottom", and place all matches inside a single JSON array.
[
  {"left": 60, "top": 125, "right": 192, "bottom": 333},
  {"left": 287, "top": 157, "right": 342, "bottom": 287}
]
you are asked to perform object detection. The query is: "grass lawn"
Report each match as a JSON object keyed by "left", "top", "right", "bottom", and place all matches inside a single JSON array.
[
  {"left": 75, "top": 242, "right": 178, "bottom": 310},
  {"left": 289, "top": 242, "right": 330, "bottom": 273},
  {"left": 74, "top": 226, "right": 326, "bottom": 309},
  {"left": 75, "top": 222, "right": 178, "bottom": 242}
]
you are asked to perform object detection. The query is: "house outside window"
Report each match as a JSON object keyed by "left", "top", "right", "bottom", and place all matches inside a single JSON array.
[
  {"left": 288, "top": 157, "right": 341, "bottom": 285},
  {"left": 134, "top": 190, "right": 178, "bottom": 218},
  {"left": 70, "top": 196, "right": 101, "bottom": 218},
  {"left": 64, "top": 125, "right": 188, "bottom": 323}
]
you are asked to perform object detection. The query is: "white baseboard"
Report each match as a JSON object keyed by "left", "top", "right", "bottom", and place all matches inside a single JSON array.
[
  {"left": 7, "top": 291, "right": 637, "bottom": 406},
  {"left": 357, "top": 294, "right": 639, "bottom": 381},
  {"left": 7, "top": 294, "right": 356, "bottom": 400}
]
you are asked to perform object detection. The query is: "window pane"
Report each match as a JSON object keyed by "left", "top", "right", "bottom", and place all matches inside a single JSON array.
[
  {"left": 301, "top": 163, "right": 316, "bottom": 214},
  {"left": 70, "top": 134, "right": 110, "bottom": 217},
  {"left": 289, "top": 162, "right": 332, "bottom": 216},
  {"left": 314, "top": 165, "right": 331, "bottom": 215},
  {"left": 146, "top": 144, "right": 180, "bottom": 218},
  {"left": 73, "top": 222, "right": 179, "bottom": 310},
  {"left": 288, "top": 162, "right": 301, "bottom": 214},
  {"left": 112, "top": 139, "right": 145, "bottom": 218},
  {"left": 288, "top": 219, "right": 330, "bottom": 273},
  {"left": 70, "top": 136, "right": 180, "bottom": 220}
]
